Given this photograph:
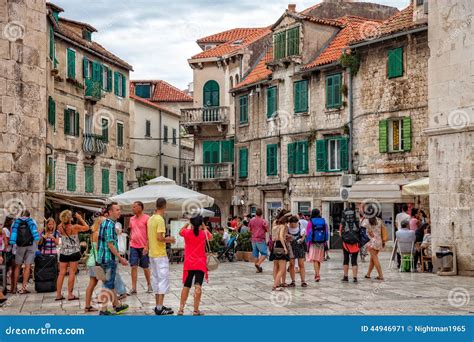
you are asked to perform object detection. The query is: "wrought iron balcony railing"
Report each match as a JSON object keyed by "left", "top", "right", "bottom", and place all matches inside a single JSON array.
[
  {"left": 85, "top": 79, "right": 101, "bottom": 101},
  {"left": 83, "top": 133, "right": 106, "bottom": 155}
]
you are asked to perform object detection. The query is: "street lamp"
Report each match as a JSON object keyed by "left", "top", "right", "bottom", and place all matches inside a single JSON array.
[{"left": 135, "top": 167, "right": 143, "bottom": 187}]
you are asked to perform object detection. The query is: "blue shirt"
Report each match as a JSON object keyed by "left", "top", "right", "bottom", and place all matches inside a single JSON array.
[
  {"left": 97, "top": 218, "right": 118, "bottom": 264},
  {"left": 10, "top": 217, "right": 39, "bottom": 245}
]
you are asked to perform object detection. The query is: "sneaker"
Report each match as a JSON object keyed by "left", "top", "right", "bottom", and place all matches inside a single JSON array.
[
  {"left": 147, "top": 286, "right": 153, "bottom": 293},
  {"left": 341, "top": 276, "right": 349, "bottom": 282},
  {"left": 154, "top": 306, "right": 174, "bottom": 315},
  {"left": 99, "top": 310, "right": 115, "bottom": 316},
  {"left": 114, "top": 304, "right": 129, "bottom": 315}
]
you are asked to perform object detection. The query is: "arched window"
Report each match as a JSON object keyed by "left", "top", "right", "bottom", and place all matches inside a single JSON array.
[
  {"left": 235, "top": 74, "right": 239, "bottom": 84},
  {"left": 230, "top": 76, "right": 234, "bottom": 89},
  {"left": 203, "top": 80, "right": 219, "bottom": 107}
]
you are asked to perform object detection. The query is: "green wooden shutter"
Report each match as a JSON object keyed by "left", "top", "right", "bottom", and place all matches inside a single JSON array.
[
  {"left": 102, "top": 118, "right": 109, "bottom": 143},
  {"left": 67, "top": 49, "right": 75, "bottom": 79},
  {"left": 121, "top": 73, "right": 126, "bottom": 97},
  {"left": 83, "top": 57, "right": 89, "bottom": 79},
  {"left": 67, "top": 164, "right": 76, "bottom": 192},
  {"left": 48, "top": 158, "right": 55, "bottom": 190},
  {"left": 316, "top": 139, "right": 328, "bottom": 172},
  {"left": 48, "top": 96, "right": 55, "bottom": 126},
  {"left": 326, "top": 75, "right": 332, "bottom": 108},
  {"left": 388, "top": 47, "right": 403, "bottom": 78},
  {"left": 203, "top": 141, "right": 220, "bottom": 164},
  {"left": 64, "top": 109, "right": 70, "bottom": 135},
  {"left": 294, "top": 81, "right": 300, "bottom": 112},
  {"left": 74, "top": 111, "right": 80, "bottom": 136},
  {"left": 267, "top": 86, "right": 277, "bottom": 118},
  {"left": 266, "top": 144, "right": 277, "bottom": 176},
  {"left": 102, "top": 169, "right": 110, "bottom": 194},
  {"left": 117, "top": 171, "right": 124, "bottom": 194},
  {"left": 117, "top": 123, "right": 124, "bottom": 147},
  {"left": 107, "top": 69, "right": 112, "bottom": 92},
  {"left": 114, "top": 71, "right": 119, "bottom": 95},
  {"left": 220, "top": 140, "right": 234, "bottom": 163},
  {"left": 379, "top": 119, "right": 388, "bottom": 153},
  {"left": 334, "top": 74, "right": 341, "bottom": 107},
  {"left": 288, "top": 143, "right": 295, "bottom": 174},
  {"left": 84, "top": 166, "right": 94, "bottom": 193},
  {"left": 287, "top": 27, "right": 299, "bottom": 56},
  {"left": 402, "top": 117, "right": 412, "bottom": 152},
  {"left": 239, "top": 95, "right": 248, "bottom": 123},
  {"left": 239, "top": 148, "right": 248, "bottom": 178},
  {"left": 294, "top": 80, "right": 308, "bottom": 113},
  {"left": 340, "top": 137, "right": 349, "bottom": 171},
  {"left": 49, "top": 27, "right": 54, "bottom": 60},
  {"left": 295, "top": 141, "right": 308, "bottom": 174}
]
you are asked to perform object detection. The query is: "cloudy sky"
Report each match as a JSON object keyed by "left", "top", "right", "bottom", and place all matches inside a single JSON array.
[{"left": 53, "top": 0, "right": 409, "bottom": 90}]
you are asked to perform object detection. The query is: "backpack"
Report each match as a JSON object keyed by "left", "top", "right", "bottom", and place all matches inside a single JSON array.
[
  {"left": 16, "top": 219, "right": 34, "bottom": 247},
  {"left": 310, "top": 217, "right": 327, "bottom": 243},
  {"left": 341, "top": 210, "right": 361, "bottom": 245}
]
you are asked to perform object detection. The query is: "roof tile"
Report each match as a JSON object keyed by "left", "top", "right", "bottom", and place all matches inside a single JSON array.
[
  {"left": 233, "top": 47, "right": 273, "bottom": 90},
  {"left": 130, "top": 80, "right": 193, "bottom": 102},
  {"left": 197, "top": 28, "right": 266, "bottom": 44}
]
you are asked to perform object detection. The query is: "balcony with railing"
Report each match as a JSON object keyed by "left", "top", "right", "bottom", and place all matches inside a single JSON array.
[
  {"left": 191, "top": 163, "right": 234, "bottom": 182},
  {"left": 181, "top": 106, "right": 230, "bottom": 134},
  {"left": 85, "top": 79, "right": 101, "bottom": 101},
  {"left": 83, "top": 133, "right": 106, "bottom": 156}
]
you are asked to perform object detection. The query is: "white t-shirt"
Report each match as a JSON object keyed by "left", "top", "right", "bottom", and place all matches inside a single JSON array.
[
  {"left": 395, "top": 212, "right": 410, "bottom": 230},
  {"left": 298, "top": 219, "right": 308, "bottom": 234}
]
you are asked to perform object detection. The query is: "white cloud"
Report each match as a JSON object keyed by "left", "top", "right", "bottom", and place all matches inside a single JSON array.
[{"left": 52, "top": 0, "right": 409, "bottom": 89}]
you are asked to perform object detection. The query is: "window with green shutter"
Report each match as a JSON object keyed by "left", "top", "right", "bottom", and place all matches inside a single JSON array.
[
  {"left": 266, "top": 144, "right": 278, "bottom": 176},
  {"left": 339, "top": 137, "right": 349, "bottom": 171},
  {"left": 288, "top": 141, "right": 308, "bottom": 174},
  {"left": 287, "top": 26, "right": 300, "bottom": 56},
  {"left": 402, "top": 117, "right": 412, "bottom": 152},
  {"left": 49, "top": 26, "right": 55, "bottom": 61},
  {"left": 316, "top": 139, "right": 328, "bottom": 172},
  {"left": 102, "top": 118, "right": 109, "bottom": 143},
  {"left": 163, "top": 125, "right": 168, "bottom": 143},
  {"left": 388, "top": 47, "right": 403, "bottom": 79},
  {"left": 64, "top": 108, "right": 79, "bottom": 136},
  {"left": 267, "top": 86, "right": 277, "bottom": 118},
  {"left": 101, "top": 169, "right": 109, "bottom": 194},
  {"left": 66, "top": 48, "right": 76, "bottom": 79},
  {"left": 117, "top": 122, "right": 124, "bottom": 147},
  {"left": 48, "top": 96, "right": 55, "bottom": 127},
  {"left": 239, "top": 95, "right": 248, "bottom": 124},
  {"left": 239, "top": 148, "right": 248, "bottom": 178},
  {"left": 84, "top": 165, "right": 94, "bottom": 193},
  {"left": 83, "top": 57, "right": 90, "bottom": 79},
  {"left": 116, "top": 171, "right": 124, "bottom": 194},
  {"left": 384, "top": 117, "right": 412, "bottom": 153},
  {"left": 379, "top": 119, "right": 388, "bottom": 153},
  {"left": 145, "top": 120, "right": 151, "bottom": 137},
  {"left": 66, "top": 163, "right": 76, "bottom": 192},
  {"left": 114, "top": 71, "right": 119, "bottom": 96},
  {"left": 316, "top": 137, "right": 348, "bottom": 172},
  {"left": 172, "top": 128, "right": 177, "bottom": 145},
  {"left": 326, "top": 73, "right": 342, "bottom": 109},
  {"left": 135, "top": 84, "right": 151, "bottom": 98},
  {"left": 114, "top": 72, "right": 126, "bottom": 97},
  {"left": 121, "top": 73, "right": 126, "bottom": 97},
  {"left": 294, "top": 80, "right": 308, "bottom": 113},
  {"left": 47, "top": 157, "right": 56, "bottom": 190},
  {"left": 220, "top": 139, "right": 234, "bottom": 163}
]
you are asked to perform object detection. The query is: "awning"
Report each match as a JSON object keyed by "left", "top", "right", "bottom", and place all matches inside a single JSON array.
[
  {"left": 348, "top": 179, "right": 412, "bottom": 203},
  {"left": 401, "top": 177, "right": 429, "bottom": 196},
  {"left": 46, "top": 191, "right": 107, "bottom": 212}
]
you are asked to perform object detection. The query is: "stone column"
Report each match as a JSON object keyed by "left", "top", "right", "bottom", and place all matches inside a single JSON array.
[
  {"left": 0, "top": 0, "right": 47, "bottom": 226},
  {"left": 427, "top": 0, "right": 474, "bottom": 276}
]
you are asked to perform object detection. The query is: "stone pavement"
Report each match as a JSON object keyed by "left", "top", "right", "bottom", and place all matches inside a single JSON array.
[{"left": 1, "top": 251, "right": 473, "bottom": 316}]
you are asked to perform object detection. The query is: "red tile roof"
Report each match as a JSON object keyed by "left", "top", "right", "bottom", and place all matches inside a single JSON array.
[
  {"left": 130, "top": 94, "right": 178, "bottom": 117},
  {"left": 302, "top": 16, "right": 382, "bottom": 70},
  {"left": 191, "top": 28, "right": 271, "bottom": 60},
  {"left": 352, "top": 4, "right": 427, "bottom": 44},
  {"left": 233, "top": 47, "right": 273, "bottom": 90},
  {"left": 197, "top": 28, "right": 267, "bottom": 44},
  {"left": 130, "top": 80, "right": 193, "bottom": 102},
  {"left": 57, "top": 19, "right": 133, "bottom": 70}
]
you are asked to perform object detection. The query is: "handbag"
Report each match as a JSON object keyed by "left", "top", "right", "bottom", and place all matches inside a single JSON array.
[
  {"left": 205, "top": 230, "right": 219, "bottom": 272},
  {"left": 381, "top": 224, "right": 389, "bottom": 243},
  {"left": 90, "top": 242, "right": 106, "bottom": 282},
  {"left": 359, "top": 227, "right": 370, "bottom": 247}
]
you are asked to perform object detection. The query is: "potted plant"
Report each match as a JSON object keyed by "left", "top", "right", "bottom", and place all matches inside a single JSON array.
[{"left": 236, "top": 231, "right": 255, "bottom": 262}]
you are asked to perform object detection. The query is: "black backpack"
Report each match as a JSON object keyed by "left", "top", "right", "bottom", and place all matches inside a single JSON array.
[
  {"left": 16, "top": 219, "right": 34, "bottom": 247},
  {"left": 341, "top": 209, "right": 360, "bottom": 245}
]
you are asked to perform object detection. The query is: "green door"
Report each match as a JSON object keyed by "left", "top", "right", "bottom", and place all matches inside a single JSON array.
[
  {"left": 203, "top": 80, "right": 219, "bottom": 121},
  {"left": 203, "top": 141, "right": 220, "bottom": 178}
]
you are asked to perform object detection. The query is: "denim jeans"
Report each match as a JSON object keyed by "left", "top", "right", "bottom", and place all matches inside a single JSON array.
[{"left": 101, "top": 260, "right": 117, "bottom": 290}]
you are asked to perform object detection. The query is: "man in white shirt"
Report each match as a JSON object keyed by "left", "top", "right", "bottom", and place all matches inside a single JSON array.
[{"left": 395, "top": 204, "right": 410, "bottom": 231}]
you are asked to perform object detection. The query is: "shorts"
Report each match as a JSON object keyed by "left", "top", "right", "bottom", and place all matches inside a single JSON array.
[
  {"left": 252, "top": 241, "right": 268, "bottom": 258},
  {"left": 15, "top": 245, "right": 36, "bottom": 265},
  {"left": 59, "top": 252, "right": 81, "bottom": 263},
  {"left": 100, "top": 260, "right": 118, "bottom": 290},
  {"left": 87, "top": 266, "right": 96, "bottom": 278},
  {"left": 129, "top": 247, "right": 150, "bottom": 268},
  {"left": 183, "top": 270, "right": 205, "bottom": 288},
  {"left": 150, "top": 257, "right": 170, "bottom": 295},
  {"left": 343, "top": 248, "right": 359, "bottom": 266}
]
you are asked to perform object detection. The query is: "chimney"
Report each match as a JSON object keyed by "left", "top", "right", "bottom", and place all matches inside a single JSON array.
[{"left": 288, "top": 4, "right": 296, "bottom": 12}]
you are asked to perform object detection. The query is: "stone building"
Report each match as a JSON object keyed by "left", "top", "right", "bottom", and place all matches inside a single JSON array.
[
  {"left": 182, "top": 27, "right": 271, "bottom": 224},
  {"left": 0, "top": 0, "right": 48, "bottom": 224},
  {"left": 427, "top": 0, "right": 473, "bottom": 276},
  {"left": 129, "top": 80, "right": 193, "bottom": 186},
  {"left": 44, "top": 3, "right": 133, "bottom": 213}
]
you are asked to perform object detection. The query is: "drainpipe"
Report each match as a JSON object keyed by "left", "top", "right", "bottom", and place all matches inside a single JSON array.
[
  {"left": 159, "top": 110, "right": 163, "bottom": 175},
  {"left": 347, "top": 67, "right": 354, "bottom": 174}
]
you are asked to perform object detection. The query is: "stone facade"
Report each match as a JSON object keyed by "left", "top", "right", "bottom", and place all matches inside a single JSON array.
[
  {"left": 427, "top": 0, "right": 474, "bottom": 275},
  {"left": 0, "top": 0, "right": 47, "bottom": 225},
  {"left": 45, "top": 5, "right": 132, "bottom": 205}
]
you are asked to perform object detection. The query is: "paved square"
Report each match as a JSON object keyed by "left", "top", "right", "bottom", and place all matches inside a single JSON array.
[{"left": 1, "top": 251, "right": 473, "bottom": 316}]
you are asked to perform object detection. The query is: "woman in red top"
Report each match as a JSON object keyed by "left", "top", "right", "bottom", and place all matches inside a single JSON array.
[{"left": 178, "top": 215, "right": 212, "bottom": 316}]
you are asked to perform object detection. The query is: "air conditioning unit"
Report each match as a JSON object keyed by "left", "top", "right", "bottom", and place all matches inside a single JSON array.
[
  {"left": 341, "top": 174, "right": 357, "bottom": 187},
  {"left": 340, "top": 187, "right": 351, "bottom": 201}
]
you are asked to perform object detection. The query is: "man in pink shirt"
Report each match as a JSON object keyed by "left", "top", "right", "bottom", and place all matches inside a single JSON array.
[
  {"left": 248, "top": 208, "right": 269, "bottom": 273},
  {"left": 129, "top": 201, "right": 152, "bottom": 294}
]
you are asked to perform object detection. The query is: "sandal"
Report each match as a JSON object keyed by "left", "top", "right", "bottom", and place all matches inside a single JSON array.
[
  {"left": 365, "top": 275, "right": 371, "bottom": 279},
  {"left": 301, "top": 282, "right": 308, "bottom": 288},
  {"left": 177, "top": 308, "right": 184, "bottom": 316},
  {"left": 375, "top": 276, "right": 384, "bottom": 281},
  {"left": 18, "top": 288, "right": 30, "bottom": 294},
  {"left": 193, "top": 310, "right": 204, "bottom": 316},
  {"left": 315, "top": 275, "right": 320, "bottom": 282},
  {"left": 272, "top": 286, "right": 284, "bottom": 291},
  {"left": 280, "top": 283, "right": 288, "bottom": 288},
  {"left": 288, "top": 282, "right": 296, "bottom": 287},
  {"left": 68, "top": 296, "right": 79, "bottom": 301},
  {"left": 55, "top": 296, "right": 65, "bottom": 301},
  {"left": 84, "top": 306, "right": 98, "bottom": 313}
]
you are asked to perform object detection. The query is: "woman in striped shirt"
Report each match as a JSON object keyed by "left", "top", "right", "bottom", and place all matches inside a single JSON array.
[{"left": 40, "top": 218, "right": 60, "bottom": 255}]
